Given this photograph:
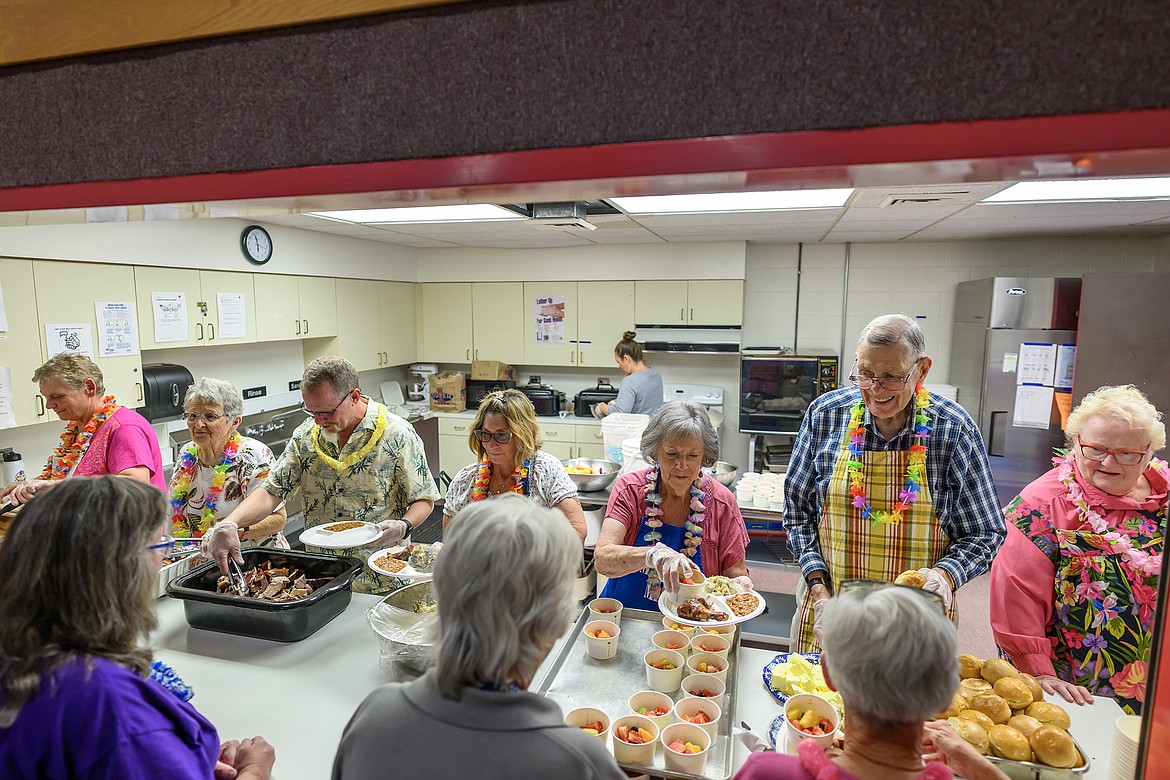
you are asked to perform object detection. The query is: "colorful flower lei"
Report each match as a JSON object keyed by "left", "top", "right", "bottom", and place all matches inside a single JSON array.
[
  {"left": 39, "top": 395, "right": 119, "bottom": 480},
  {"left": 170, "top": 433, "right": 242, "bottom": 537},
  {"left": 311, "top": 407, "right": 387, "bottom": 470},
  {"left": 642, "top": 467, "right": 705, "bottom": 556},
  {"left": 846, "top": 385, "right": 931, "bottom": 527},
  {"left": 1058, "top": 453, "right": 1166, "bottom": 579},
  {"left": 470, "top": 456, "right": 531, "bottom": 501}
]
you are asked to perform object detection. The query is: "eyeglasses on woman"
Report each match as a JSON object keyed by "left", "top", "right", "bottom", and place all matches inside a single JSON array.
[{"left": 473, "top": 429, "right": 514, "bottom": 444}]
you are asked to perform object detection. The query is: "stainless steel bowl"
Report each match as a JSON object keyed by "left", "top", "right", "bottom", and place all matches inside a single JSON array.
[
  {"left": 369, "top": 580, "right": 436, "bottom": 671},
  {"left": 703, "top": 461, "right": 739, "bottom": 486},
  {"left": 562, "top": 458, "right": 621, "bottom": 492}
]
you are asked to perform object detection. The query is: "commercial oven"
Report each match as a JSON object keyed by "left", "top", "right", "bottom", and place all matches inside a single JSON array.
[{"left": 738, "top": 353, "right": 839, "bottom": 435}]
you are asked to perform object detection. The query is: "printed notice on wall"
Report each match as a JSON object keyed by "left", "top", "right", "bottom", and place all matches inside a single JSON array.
[
  {"left": 0, "top": 280, "right": 8, "bottom": 332},
  {"left": 1055, "top": 344, "right": 1076, "bottom": 389},
  {"left": 95, "top": 302, "right": 139, "bottom": 357},
  {"left": 533, "top": 295, "right": 565, "bottom": 345},
  {"left": 151, "top": 292, "right": 188, "bottom": 343},
  {"left": 1013, "top": 384, "right": 1055, "bottom": 429},
  {"left": 216, "top": 293, "right": 247, "bottom": 340},
  {"left": 1002, "top": 352, "right": 1018, "bottom": 373},
  {"left": 0, "top": 366, "right": 16, "bottom": 429},
  {"left": 45, "top": 323, "right": 94, "bottom": 359},
  {"left": 1016, "top": 343, "right": 1057, "bottom": 386}
]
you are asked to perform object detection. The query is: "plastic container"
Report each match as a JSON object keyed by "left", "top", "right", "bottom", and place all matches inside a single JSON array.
[
  {"left": 369, "top": 580, "right": 437, "bottom": 672},
  {"left": 602, "top": 413, "right": 650, "bottom": 464},
  {"left": 619, "top": 438, "right": 651, "bottom": 476},
  {"left": 1, "top": 451, "right": 25, "bottom": 485},
  {"left": 611, "top": 715, "right": 660, "bottom": 764},
  {"left": 166, "top": 548, "right": 362, "bottom": 642}
]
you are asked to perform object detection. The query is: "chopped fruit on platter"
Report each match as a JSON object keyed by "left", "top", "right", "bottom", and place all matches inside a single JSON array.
[
  {"left": 667, "top": 740, "right": 704, "bottom": 754},
  {"left": 591, "top": 629, "right": 612, "bottom": 638},
  {"left": 580, "top": 720, "right": 605, "bottom": 735},
  {"left": 649, "top": 658, "right": 676, "bottom": 670},
  {"left": 636, "top": 705, "right": 671, "bottom": 716},
  {"left": 615, "top": 725, "right": 655, "bottom": 744},
  {"left": 683, "top": 711, "right": 711, "bottom": 724}
]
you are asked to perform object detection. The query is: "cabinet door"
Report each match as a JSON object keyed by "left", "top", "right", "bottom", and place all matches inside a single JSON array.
[
  {"left": 298, "top": 277, "right": 337, "bottom": 338},
  {"left": 419, "top": 283, "right": 473, "bottom": 364},
  {"left": 381, "top": 281, "right": 417, "bottom": 367},
  {"left": 687, "top": 280, "right": 744, "bottom": 326},
  {"left": 523, "top": 282, "right": 578, "bottom": 366},
  {"left": 0, "top": 259, "right": 47, "bottom": 425},
  {"left": 577, "top": 281, "right": 634, "bottom": 367},
  {"left": 471, "top": 282, "right": 525, "bottom": 364},
  {"left": 254, "top": 274, "right": 300, "bottom": 342},
  {"left": 134, "top": 266, "right": 202, "bottom": 348},
  {"left": 334, "top": 279, "right": 384, "bottom": 372},
  {"left": 199, "top": 271, "right": 256, "bottom": 345},
  {"left": 35, "top": 262, "right": 144, "bottom": 407},
  {"left": 634, "top": 280, "right": 688, "bottom": 325}
]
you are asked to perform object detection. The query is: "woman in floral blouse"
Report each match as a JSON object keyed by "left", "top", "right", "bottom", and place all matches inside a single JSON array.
[{"left": 990, "top": 385, "right": 1167, "bottom": 714}]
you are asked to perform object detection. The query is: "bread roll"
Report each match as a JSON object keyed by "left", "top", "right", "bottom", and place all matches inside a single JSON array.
[
  {"left": 956, "top": 709, "right": 996, "bottom": 733},
  {"left": 932, "top": 692, "right": 966, "bottom": 720},
  {"left": 894, "top": 570, "right": 926, "bottom": 588},
  {"left": 947, "top": 717, "right": 990, "bottom": 754},
  {"left": 993, "top": 677, "right": 1034, "bottom": 709},
  {"left": 1025, "top": 701, "right": 1072, "bottom": 730},
  {"left": 958, "top": 654, "right": 983, "bottom": 679},
  {"left": 1007, "top": 714, "right": 1043, "bottom": 739},
  {"left": 959, "top": 678, "right": 992, "bottom": 703},
  {"left": 1015, "top": 673, "right": 1045, "bottom": 703},
  {"left": 981, "top": 658, "right": 1019, "bottom": 684},
  {"left": 970, "top": 692, "right": 1012, "bottom": 724},
  {"left": 989, "top": 724, "right": 1033, "bottom": 761},
  {"left": 1029, "top": 724, "right": 1078, "bottom": 769}
]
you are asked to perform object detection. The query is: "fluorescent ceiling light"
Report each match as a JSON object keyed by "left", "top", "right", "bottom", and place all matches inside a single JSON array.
[
  {"left": 982, "top": 177, "right": 1170, "bottom": 203},
  {"left": 309, "top": 204, "right": 524, "bottom": 224},
  {"left": 609, "top": 189, "right": 854, "bottom": 214}
]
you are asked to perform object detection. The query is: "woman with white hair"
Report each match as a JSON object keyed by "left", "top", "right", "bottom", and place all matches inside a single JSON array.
[
  {"left": 169, "top": 378, "right": 288, "bottom": 549},
  {"left": 991, "top": 384, "right": 1167, "bottom": 715},
  {"left": 332, "top": 494, "right": 624, "bottom": 780},
  {"left": 594, "top": 401, "right": 752, "bottom": 609},
  {"left": 735, "top": 583, "right": 1006, "bottom": 780}
]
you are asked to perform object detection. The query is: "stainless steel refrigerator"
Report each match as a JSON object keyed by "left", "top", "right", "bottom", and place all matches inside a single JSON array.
[{"left": 950, "top": 277, "right": 1081, "bottom": 504}]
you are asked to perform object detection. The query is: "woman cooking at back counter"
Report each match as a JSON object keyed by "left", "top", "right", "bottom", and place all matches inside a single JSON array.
[
  {"left": 593, "top": 331, "right": 664, "bottom": 418},
  {"left": 595, "top": 402, "right": 751, "bottom": 609}
]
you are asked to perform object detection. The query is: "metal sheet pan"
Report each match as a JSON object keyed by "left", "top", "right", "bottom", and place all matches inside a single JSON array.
[
  {"left": 985, "top": 737, "right": 1091, "bottom": 780},
  {"left": 532, "top": 606, "right": 739, "bottom": 780}
]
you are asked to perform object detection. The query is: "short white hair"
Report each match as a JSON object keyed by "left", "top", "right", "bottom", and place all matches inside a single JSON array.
[
  {"left": 433, "top": 494, "right": 581, "bottom": 697},
  {"left": 1067, "top": 384, "right": 1165, "bottom": 451},
  {"left": 857, "top": 314, "right": 927, "bottom": 360},
  {"left": 821, "top": 585, "right": 957, "bottom": 725},
  {"left": 640, "top": 401, "right": 720, "bottom": 467},
  {"left": 184, "top": 377, "right": 243, "bottom": 418}
]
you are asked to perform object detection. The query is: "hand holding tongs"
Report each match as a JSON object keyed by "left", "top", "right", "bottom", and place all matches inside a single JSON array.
[{"left": 226, "top": 557, "right": 248, "bottom": 596}]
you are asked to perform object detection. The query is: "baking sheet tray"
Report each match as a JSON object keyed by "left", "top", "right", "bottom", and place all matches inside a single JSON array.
[{"left": 532, "top": 606, "right": 739, "bottom": 780}]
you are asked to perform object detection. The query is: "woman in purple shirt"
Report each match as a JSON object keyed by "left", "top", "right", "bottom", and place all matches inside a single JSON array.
[{"left": 0, "top": 477, "right": 274, "bottom": 780}]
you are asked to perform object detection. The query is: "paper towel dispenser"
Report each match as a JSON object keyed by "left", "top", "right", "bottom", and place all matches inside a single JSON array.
[{"left": 142, "top": 364, "right": 195, "bottom": 422}]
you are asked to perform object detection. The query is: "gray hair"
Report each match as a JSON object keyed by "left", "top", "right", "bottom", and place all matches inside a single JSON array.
[
  {"left": 857, "top": 314, "right": 927, "bottom": 361},
  {"left": 641, "top": 401, "right": 720, "bottom": 467},
  {"left": 1067, "top": 384, "right": 1166, "bottom": 452},
  {"left": 433, "top": 494, "right": 581, "bottom": 697},
  {"left": 32, "top": 353, "right": 105, "bottom": 394},
  {"left": 821, "top": 585, "right": 957, "bottom": 725},
  {"left": 183, "top": 377, "right": 243, "bottom": 418},
  {"left": 302, "top": 355, "right": 359, "bottom": 398}
]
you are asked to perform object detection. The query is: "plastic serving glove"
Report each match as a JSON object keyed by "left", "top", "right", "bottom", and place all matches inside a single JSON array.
[
  {"left": 812, "top": 597, "right": 828, "bottom": 648},
  {"left": 373, "top": 519, "right": 410, "bottom": 545},
  {"left": 201, "top": 520, "right": 243, "bottom": 571},
  {"left": 917, "top": 567, "right": 954, "bottom": 610},
  {"left": 645, "top": 542, "right": 695, "bottom": 595},
  {"left": 731, "top": 575, "right": 755, "bottom": 591}
]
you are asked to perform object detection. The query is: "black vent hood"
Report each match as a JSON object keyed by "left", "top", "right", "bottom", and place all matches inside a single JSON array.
[{"left": 638, "top": 326, "right": 741, "bottom": 355}]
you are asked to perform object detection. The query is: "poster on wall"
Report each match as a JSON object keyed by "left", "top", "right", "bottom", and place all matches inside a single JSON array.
[
  {"left": 151, "top": 292, "right": 188, "bottom": 343},
  {"left": 216, "top": 293, "right": 247, "bottom": 340},
  {"left": 45, "top": 323, "right": 94, "bottom": 359},
  {"left": 95, "top": 302, "right": 139, "bottom": 357},
  {"left": 0, "top": 280, "right": 8, "bottom": 331},
  {"left": 1016, "top": 342, "right": 1057, "bottom": 386},
  {"left": 533, "top": 295, "right": 565, "bottom": 345}
]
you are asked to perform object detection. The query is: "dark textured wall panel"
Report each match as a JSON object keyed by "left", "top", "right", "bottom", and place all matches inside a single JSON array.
[{"left": 2, "top": 0, "right": 1170, "bottom": 189}]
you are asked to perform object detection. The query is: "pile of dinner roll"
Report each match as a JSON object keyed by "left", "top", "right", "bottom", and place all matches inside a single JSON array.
[{"left": 931, "top": 654, "right": 1081, "bottom": 769}]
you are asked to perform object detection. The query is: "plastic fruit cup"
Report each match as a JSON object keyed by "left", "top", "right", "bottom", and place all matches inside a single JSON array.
[
  {"left": 662, "top": 616, "right": 696, "bottom": 637},
  {"left": 644, "top": 648, "right": 686, "bottom": 692},
  {"left": 768, "top": 496, "right": 785, "bottom": 511},
  {"left": 784, "top": 692, "right": 840, "bottom": 750},
  {"left": 673, "top": 696, "right": 722, "bottom": 740},
  {"left": 652, "top": 629, "right": 692, "bottom": 655},
  {"left": 660, "top": 722, "right": 712, "bottom": 774},
  {"left": 611, "top": 714, "right": 660, "bottom": 764},
  {"left": 583, "top": 620, "right": 621, "bottom": 660},
  {"left": 688, "top": 632, "right": 730, "bottom": 660},
  {"left": 681, "top": 673, "right": 727, "bottom": 710},
  {"left": 695, "top": 623, "right": 736, "bottom": 638},
  {"left": 564, "top": 706, "right": 610, "bottom": 743},
  {"left": 676, "top": 568, "right": 706, "bottom": 601},
  {"left": 627, "top": 690, "right": 674, "bottom": 731},
  {"left": 686, "top": 652, "right": 728, "bottom": 684},
  {"left": 588, "top": 597, "right": 623, "bottom": 624},
  {"left": 735, "top": 486, "right": 754, "bottom": 503},
  {"left": 752, "top": 489, "right": 774, "bottom": 508}
]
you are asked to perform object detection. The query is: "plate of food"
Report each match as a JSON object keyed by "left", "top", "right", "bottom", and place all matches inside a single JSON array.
[
  {"left": 658, "top": 576, "right": 767, "bottom": 626},
  {"left": 367, "top": 542, "right": 444, "bottom": 580},
  {"left": 300, "top": 521, "right": 381, "bottom": 548}
]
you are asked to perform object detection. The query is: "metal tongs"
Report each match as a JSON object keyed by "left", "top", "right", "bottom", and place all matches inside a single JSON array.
[{"left": 226, "top": 557, "right": 249, "bottom": 596}]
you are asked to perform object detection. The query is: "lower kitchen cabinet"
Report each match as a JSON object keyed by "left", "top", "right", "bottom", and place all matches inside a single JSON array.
[{"left": 437, "top": 417, "right": 475, "bottom": 495}]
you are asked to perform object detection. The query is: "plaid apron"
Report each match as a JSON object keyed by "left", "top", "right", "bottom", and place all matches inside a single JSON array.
[{"left": 794, "top": 444, "right": 954, "bottom": 652}]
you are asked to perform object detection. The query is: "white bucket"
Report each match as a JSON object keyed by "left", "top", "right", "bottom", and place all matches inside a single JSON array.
[
  {"left": 602, "top": 413, "right": 650, "bottom": 463},
  {"left": 620, "top": 438, "right": 651, "bottom": 476}
]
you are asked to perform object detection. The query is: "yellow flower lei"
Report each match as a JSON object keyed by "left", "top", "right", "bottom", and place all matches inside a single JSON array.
[{"left": 311, "top": 407, "right": 388, "bottom": 470}]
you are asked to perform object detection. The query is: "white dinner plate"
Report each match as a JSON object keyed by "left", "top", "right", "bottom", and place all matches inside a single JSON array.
[
  {"left": 300, "top": 521, "right": 380, "bottom": 548},
  {"left": 658, "top": 586, "right": 767, "bottom": 626},
  {"left": 366, "top": 542, "right": 443, "bottom": 580}
]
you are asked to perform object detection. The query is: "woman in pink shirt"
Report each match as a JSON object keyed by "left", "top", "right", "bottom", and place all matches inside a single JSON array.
[{"left": 990, "top": 385, "right": 1167, "bottom": 715}]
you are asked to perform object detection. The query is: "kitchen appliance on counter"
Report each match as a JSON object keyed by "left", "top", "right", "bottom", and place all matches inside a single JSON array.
[
  {"left": 467, "top": 378, "right": 517, "bottom": 405},
  {"left": 407, "top": 363, "right": 437, "bottom": 402},
  {"left": 517, "top": 376, "right": 566, "bottom": 416},
  {"left": 738, "top": 353, "right": 838, "bottom": 435},
  {"left": 142, "top": 363, "right": 195, "bottom": 422},
  {"left": 573, "top": 378, "right": 619, "bottom": 417}
]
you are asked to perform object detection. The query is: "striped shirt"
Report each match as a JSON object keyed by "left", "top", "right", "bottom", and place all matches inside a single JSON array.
[{"left": 783, "top": 387, "right": 1005, "bottom": 588}]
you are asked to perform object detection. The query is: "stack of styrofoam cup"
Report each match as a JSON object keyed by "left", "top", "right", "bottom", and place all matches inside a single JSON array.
[
  {"left": 735, "top": 472, "right": 759, "bottom": 504},
  {"left": 1110, "top": 715, "right": 1141, "bottom": 780}
]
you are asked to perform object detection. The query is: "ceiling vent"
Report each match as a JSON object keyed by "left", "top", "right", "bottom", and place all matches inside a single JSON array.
[
  {"left": 530, "top": 201, "right": 597, "bottom": 231},
  {"left": 877, "top": 193, "right": 968, "bottom": 208}
]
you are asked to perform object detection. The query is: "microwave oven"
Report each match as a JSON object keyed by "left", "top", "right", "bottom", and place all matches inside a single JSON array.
[{"left": 739, "top": 354, "right": 839, "bottom": 434}]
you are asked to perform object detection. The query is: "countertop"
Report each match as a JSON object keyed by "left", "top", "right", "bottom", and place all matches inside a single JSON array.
[{"left": 151, "top": 594, "right": 1125, "bottom": 780}]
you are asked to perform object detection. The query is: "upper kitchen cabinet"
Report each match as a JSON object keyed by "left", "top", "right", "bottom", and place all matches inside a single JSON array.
[
  {"left": 471, "top": 282, "right": 524, "bottom": 364},
  {"left": 522, "top": 282, "right": 578, "bottom": 366},
  {"left": 134, "top": 267, "right": 256, "bottom": 348},
  {"left": 577, "top": 282, "right": 634, "bottom": 367},
  {"left": 254, "top": 274, "right": 338, "bottom": 342},
  {"left": 0, "top": 258, "right": 48, "bottom": 425},
  {"left": 308, "top": 279, "right": 416, "bottom": 371},
  {"left": 418, "top": 283, "right": 472, "bottom": 363},
  {"left": 381, "top": 282, "right": 416, "bottom": 367},
  {"left": 34, "top": 261, "right": 144, "bottom": 407},
  {"left": 635, "top": 280, "right": 744, "bottom": 327}
]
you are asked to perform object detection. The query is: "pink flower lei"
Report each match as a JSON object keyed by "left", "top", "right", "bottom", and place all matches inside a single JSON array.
[
  {"left": 1057, "top": 453, "right": 1166, "bottom": 579},
  {"left": 642, "top": 467, "right": 705, "bottom": 556}
]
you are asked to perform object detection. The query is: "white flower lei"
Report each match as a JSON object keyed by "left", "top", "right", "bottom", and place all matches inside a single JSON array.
[{"left": 642, "top": 467, "right": 705, "bottom": 557}]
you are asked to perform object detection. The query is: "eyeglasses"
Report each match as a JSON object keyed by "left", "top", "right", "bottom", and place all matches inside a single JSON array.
[
  {"left": 473, "top": 429, "right": 514, "bottom": 444},
  {"left": 146, "top": 531, "right": 175, "bottom": 555},
  {"left": 848, "top": 360, "right": 921, "bottom": 391},
  {"left": 181, "top": 412, "right": 229, "bottom": 424},
  {"left": 1077, "top": 440, "right": 1149, "bottom": 467},
  {"left": 837, "top": 578, "right": 946, "bottom": 610},
  {"left": 300, "top": 394, "right": 350, "bottom": 419}
]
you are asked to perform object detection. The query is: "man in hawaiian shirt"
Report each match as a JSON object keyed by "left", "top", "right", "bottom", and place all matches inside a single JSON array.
[{"left": 206, "top": 356, "right": 439, "bottom": 593}]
